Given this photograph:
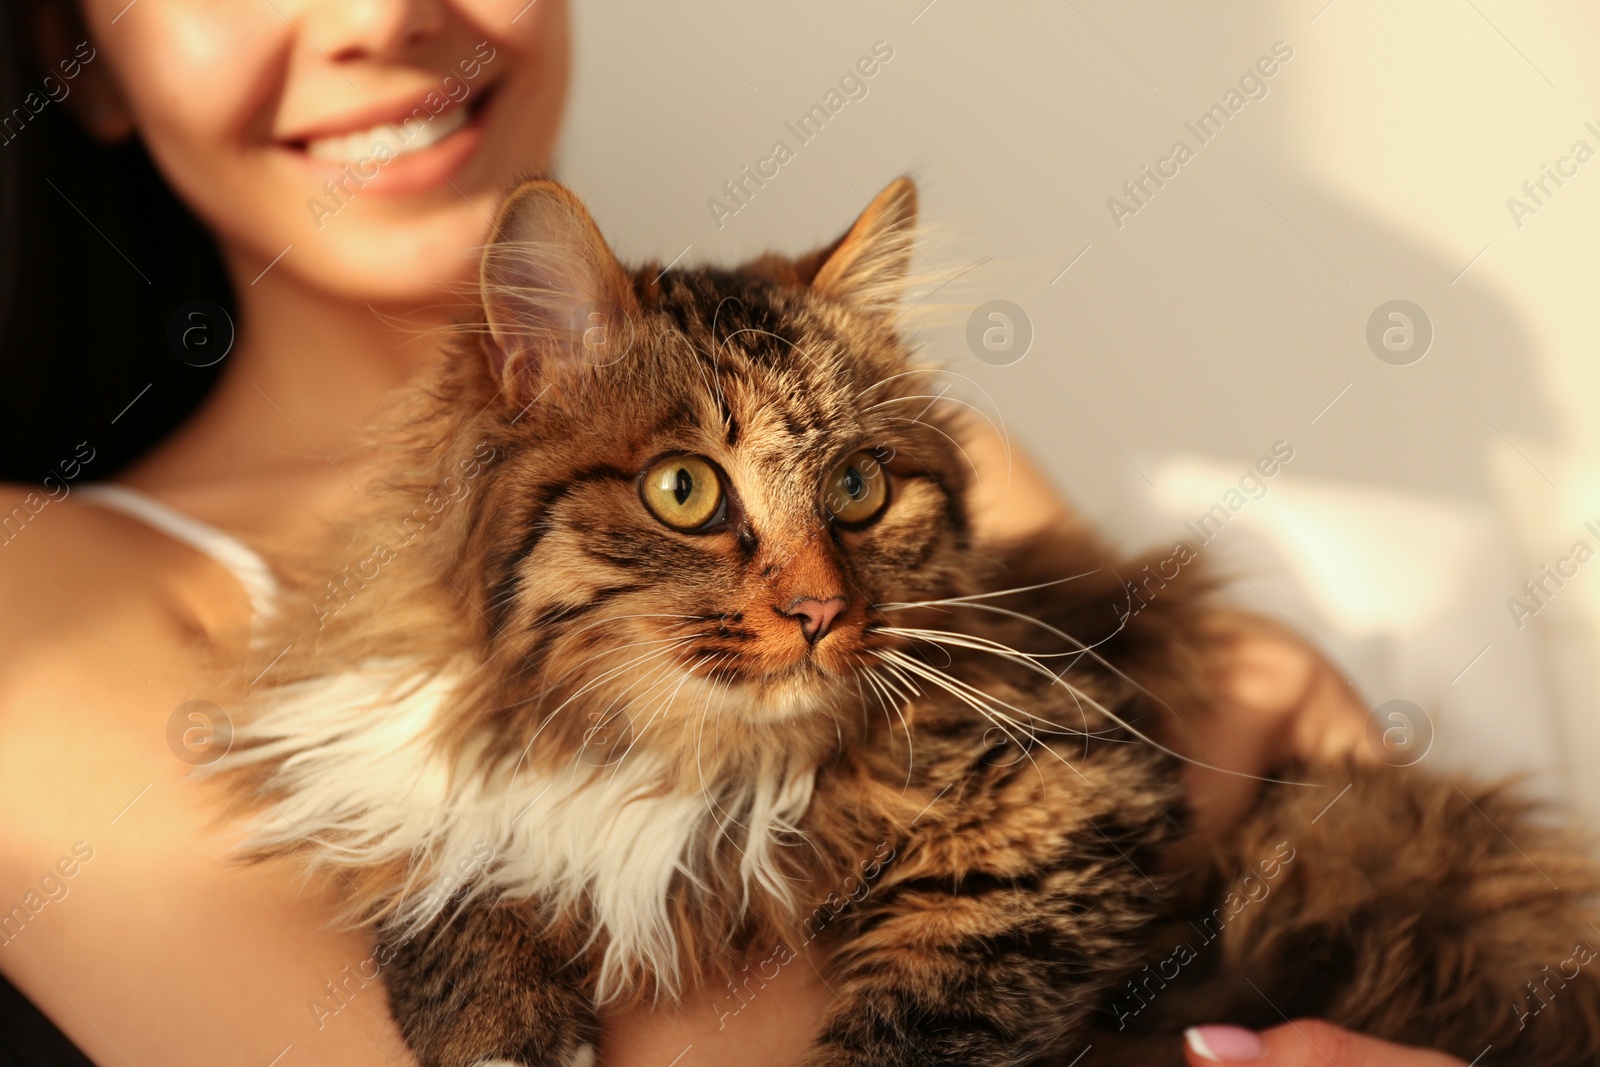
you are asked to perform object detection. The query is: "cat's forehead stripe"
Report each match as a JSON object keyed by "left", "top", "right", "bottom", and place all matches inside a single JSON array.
[{"left": 653, "top": 269, "right": 820, "bottom": 370}]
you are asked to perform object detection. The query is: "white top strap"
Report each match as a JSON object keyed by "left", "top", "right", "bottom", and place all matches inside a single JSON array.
[{"left": 77, "top": 484, "right": 278, "bottom": 622}]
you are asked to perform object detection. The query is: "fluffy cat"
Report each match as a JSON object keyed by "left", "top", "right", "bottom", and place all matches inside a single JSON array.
[{"left": 212, "top": 177, "right": 1600, "bottom": 1067}]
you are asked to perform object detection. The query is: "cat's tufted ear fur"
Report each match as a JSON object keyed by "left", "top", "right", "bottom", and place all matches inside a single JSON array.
[
  {"left": 808, "top": 177, "right": 918, "bottom": 312},
  {"left": 479, "top": 180, "right": 639, "bottom": 403}
]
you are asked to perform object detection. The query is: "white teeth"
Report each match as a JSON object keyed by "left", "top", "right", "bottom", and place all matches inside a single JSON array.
[{"left": 303, "top": 103, "right": 470, "bottom": 164}]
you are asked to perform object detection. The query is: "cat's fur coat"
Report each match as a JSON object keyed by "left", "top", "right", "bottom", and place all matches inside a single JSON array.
[{"left": 213, "top": 177, "right": 1600, "bottom": 1066}]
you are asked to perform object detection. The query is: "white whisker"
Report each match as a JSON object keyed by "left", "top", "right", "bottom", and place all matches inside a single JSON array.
[
  {"left": 498, "top": 639, "right": 697, "bottom": 815},
  {"left": 878, "top": 611, "right": 1318, "bottom": 788},
  {"left": 875, "top": 572, "right": 1104, "bottom": 611},
  {"left": 863, "top": 392, "right": 1003, "bottom": 440},
  {"left": 871, "top": 648, "right": 1065, "bottom": 786},
  {"left": 880, "top": 414, "right": 981, "bottom": 478}
]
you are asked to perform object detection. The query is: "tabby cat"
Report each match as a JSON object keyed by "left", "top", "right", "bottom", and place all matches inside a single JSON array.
[{"left": 213, "top": 177, "right": 1600, "bottom": 1066}]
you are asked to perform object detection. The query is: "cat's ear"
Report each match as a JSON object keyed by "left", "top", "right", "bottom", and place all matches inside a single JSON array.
[
  {"left": 809, "top": 177, "right": 918, "bottom": 312},
  {"left": 479, "top": 180, "right": 638, "bottom": 402}
]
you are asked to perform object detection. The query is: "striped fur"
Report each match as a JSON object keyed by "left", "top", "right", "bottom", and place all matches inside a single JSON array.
[{"left": 211, "top": 178, "right": 1600, "bottom": 1067}]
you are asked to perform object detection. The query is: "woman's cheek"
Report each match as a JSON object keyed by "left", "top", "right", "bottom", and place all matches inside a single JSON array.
[
  {"left": 458, "top": 0, "right": 558, "bottom": 46},
  {"left": 85, "top": 0, "right": 288, "bottom": 252},
  {"left": 91, "top": 0, "right": 280, "bottom": 138}
]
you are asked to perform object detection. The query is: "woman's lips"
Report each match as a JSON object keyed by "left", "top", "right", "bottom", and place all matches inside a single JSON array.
[
  {"left": 285, "top": 85, "right": 496, "bottom": 199},
  {"left": 303, "top": 102, "right": 472, "bottom": 164}
]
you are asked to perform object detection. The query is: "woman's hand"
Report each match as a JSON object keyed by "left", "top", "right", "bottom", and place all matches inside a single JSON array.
[
  {"left": 960, "top": 417, "right": 1375, "bottom": 835},
  {"left": 1184, "top": 1023, "right": 1469, "bottom": 1066},
  {"left": 1181, "top": 609, "right": 1375, "bottom": 836},
  {"left": 968, "top": 425, "right": 1426, "bottom": 1067}
]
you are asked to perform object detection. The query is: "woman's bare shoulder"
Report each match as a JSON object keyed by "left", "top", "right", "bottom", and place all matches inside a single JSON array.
[
  {"left": 0, "top": 482, "right": 417, "bottom": 1065},
  {"left": 0, "top": 481, "right": 260, "bottom": 858},
  {"left": 0, "top": 483, "right": 245, "bottom": 664},
  {"left": 0, "top": 477, "right": 229, "bottom": 896}
]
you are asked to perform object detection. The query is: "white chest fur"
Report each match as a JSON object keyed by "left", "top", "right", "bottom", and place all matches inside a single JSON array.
[{"left": 222, "top": 663, "right": 816, "bottom": 1001}]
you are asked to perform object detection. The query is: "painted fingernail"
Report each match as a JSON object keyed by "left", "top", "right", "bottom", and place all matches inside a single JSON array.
[{"left": 1185, "top": 1025, "right": 1265, "bottom": 1062}]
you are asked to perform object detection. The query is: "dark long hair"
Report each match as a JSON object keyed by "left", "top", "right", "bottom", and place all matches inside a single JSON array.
[{"left": 0, "top": 0, "right": 234, "bottom": 482}]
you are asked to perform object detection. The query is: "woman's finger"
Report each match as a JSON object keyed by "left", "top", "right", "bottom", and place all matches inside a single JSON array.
[
  {"left": 1183, "top": 1022, "right": 1468, "bottom": 1066},
  {"left": 957, "top": 417, "right": 1079, "bottom": 545},
  {"left": 1176, "top": 611, "right": 1377, "bottom": 840},
  {"left": 1202, "top": 610, "right": 1372, "bottom": 764}
]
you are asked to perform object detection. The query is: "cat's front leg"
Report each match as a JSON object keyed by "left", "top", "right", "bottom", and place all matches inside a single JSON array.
[
  {"left": 380, "top": 899, "right": 599, "bottom": 1067},
  {"left": 802, "top": 745, "right": 1182, "bottom": 1067}
]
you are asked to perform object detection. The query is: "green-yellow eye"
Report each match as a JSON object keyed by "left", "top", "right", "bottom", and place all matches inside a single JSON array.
[
  {"left": 823, "top": 451, "right": 889, "bottom": 525},
  {"left": 641, "top": 455, "right": 724, "bottom": 530}
]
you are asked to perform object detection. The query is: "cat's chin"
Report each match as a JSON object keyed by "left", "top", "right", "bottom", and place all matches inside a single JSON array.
[
  {"left": 748, "top": 683, "right": 837, "bottom": 723},
  {"left": 704, "top": 664, "right": 852, "bottom": 725},
  {"left": 658, "top": 646, "right": 861, "bottom": 726}
]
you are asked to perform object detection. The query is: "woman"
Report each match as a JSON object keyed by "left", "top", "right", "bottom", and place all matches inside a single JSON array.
[{"left": 0, "top": 1, "right": 1454, "bottom": 1063}]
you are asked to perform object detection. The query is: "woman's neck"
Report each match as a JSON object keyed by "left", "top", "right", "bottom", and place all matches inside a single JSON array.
[{"left": 122, "top": 251, "right": 469, "bottom": 534}]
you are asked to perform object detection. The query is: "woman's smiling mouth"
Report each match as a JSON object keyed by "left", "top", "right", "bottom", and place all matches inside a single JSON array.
[
  {"left": 283, "top": 81, "right": 500, "bottom": 198},
  {"left": 303, "top": 102, "right": 472, "bottom": 164}
]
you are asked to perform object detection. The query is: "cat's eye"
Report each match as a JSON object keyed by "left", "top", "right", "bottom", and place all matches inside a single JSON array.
[
  {"left": 641, "top": 455, "right": 725, "bottom": 531},
  {"left": 823, "top": 451, "right": 890, "bottom": 526}
]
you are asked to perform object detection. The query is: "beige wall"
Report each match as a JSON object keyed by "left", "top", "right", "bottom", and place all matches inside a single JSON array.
[{"left": 559, "top": 1, "right": 1600, "bottom": 817}]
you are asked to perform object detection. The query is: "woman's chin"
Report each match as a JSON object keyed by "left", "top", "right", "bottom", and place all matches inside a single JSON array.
[{"left": 243, "top": 208, "right": 488, "bottom": 309}]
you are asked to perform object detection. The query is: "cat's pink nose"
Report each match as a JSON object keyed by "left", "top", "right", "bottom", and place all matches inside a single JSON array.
[{"left": 781, "top": 596, "right": 848, "bottom": 644}]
